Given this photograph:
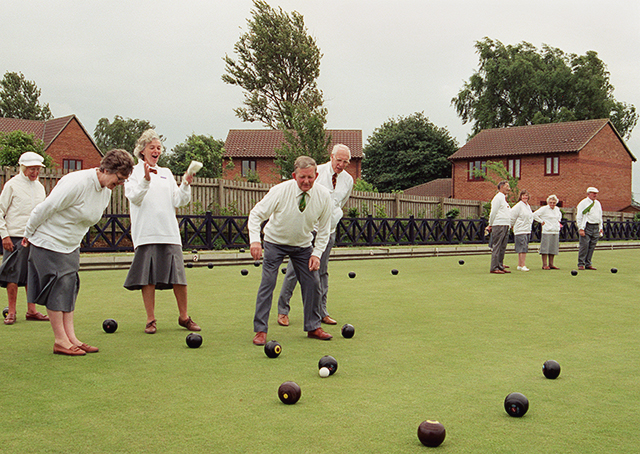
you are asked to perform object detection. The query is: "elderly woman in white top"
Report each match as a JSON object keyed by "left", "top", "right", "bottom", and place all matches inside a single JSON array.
[
  {"left": 0, "top": 152, "right": 48, "bottom": 324},
  {"left": 23, "top": 149, "right": 134, "bottom": 355},
  {"left": 510, "top": 190, "right": 534, "bottom": 271},
  {"left": 123, "top": 129, "right": 200, "bottom": 334},
  {"left": 533, "top": 194, "right": 563, "bottom": 270}
]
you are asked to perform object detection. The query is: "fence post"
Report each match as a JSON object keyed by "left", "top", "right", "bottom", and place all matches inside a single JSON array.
[
  {"left": 366, "top": 214, "right": 373, "bottom": 246},
  {"left": 217, "top": 179, "right": 225, "bottom": 212},
  {"left": 394, "top": 192, "right": 400, "bottom": 218},
  {"left": 205, "top": 211, "right": 213, "bottom": 249},
  {"left": 409, "top": 215, "right": 415, "bottom": 243}
]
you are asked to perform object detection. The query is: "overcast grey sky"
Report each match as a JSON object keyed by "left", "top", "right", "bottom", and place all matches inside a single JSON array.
[{"left": 3, "top": 0, "right": 640, "bottom": 193}]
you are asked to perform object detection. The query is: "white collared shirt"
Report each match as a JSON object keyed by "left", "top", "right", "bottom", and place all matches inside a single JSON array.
[
  {"left": 489, "top": 191, "right": 511, "bottom": 226},
  {"left": 0, "top": 172, "right": 46, "bottom": 238},
  {"left": 576, "top": 197, "right": 603, "bottom": 230},
  {"left": 533, "top": 205, "right": 562, "bottom": 234},
  {"left": 315, "top": 161, "right": 353, "bottom": 233},
  {"left": 248, "top": 179, "right": 332, "bottom": 258}
]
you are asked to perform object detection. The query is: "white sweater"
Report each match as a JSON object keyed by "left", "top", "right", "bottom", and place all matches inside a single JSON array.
[
  {"left": 315, "top": 161, "right": 353, "bottom": 233},
  {"left": 248, "top": 179, "right": 332, "bottom": 258},
  {"left": 533, "top": 205, "right": 562, "bottom": 234},
  {"left": 0, "top": 172, "right": 46, "bottom": 238},
  {"left": 25, "top": 169, "right": 111, "bottom": 253},
  {"left": 489, "top": 192, "right": 511, "bottom": 226},
  {"left": 124, "top": 162, "right": 191, "bottom": 248},
  {"left": 510, "top": 201, "right": 533, "bottom": 235}
]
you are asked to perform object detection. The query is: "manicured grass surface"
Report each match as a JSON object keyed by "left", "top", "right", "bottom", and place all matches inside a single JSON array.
[{"left": 1, "top": 249, "right": 639, "bottom": 453}]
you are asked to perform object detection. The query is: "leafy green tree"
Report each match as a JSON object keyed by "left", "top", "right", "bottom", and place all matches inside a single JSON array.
[
  {"left": 274, "top": 103, "right": 331, "bottom": 178},
  {"left": 452, "top": 38, "right": 638, "bottom": 139},
  {"left": 0, "top": 72, "right": 52, "bottom": 120},
  {"left": 222, "top": 0, "right": 323, "bottom": 129},
  {"left": 471, "top": 160, "right": 519, "bottom": 204},
  {"left": 0, "top": 131, "right": 52, "bottom": 167},
  {"left": 94, "top": 116, "right": 155, "bottom": 154},
  {"left": 165, "top": 134, "right": 225, "bottom": 178},
  {"left": 362, "top": 113, "right": 458, "bottom": 193},
  {"left": 353, "top": 178, "right": 378, "bottom": 193}
]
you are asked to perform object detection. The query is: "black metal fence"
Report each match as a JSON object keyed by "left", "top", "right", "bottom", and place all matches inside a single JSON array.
[{"left": 81, "top": 213, "right": 640, "bottom": 252}]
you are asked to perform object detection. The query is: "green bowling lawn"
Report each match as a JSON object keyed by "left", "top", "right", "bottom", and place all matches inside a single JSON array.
[{"left": 1, "top": 248, "right": 639, "bottom": 453}]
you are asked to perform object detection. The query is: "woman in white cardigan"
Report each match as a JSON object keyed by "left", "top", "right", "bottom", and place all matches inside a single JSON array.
[
  {"left": 533, "top": 194, "right": 563, "bottom": 270},
  {"left": 510, "top": 190, "right": 534, "bottom": 271}
]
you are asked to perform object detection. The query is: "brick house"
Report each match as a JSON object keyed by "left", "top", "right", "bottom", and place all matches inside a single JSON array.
[
  {"left": 404, "top": 178, "right": 453, "bottom": 198},
  {"left": 222, "top": 129, "right": 363, "bottom": 184},
  {"left": 0, "top": 115, "right": 103, "bottom": 170},
  {"left": 448, "top": 119, "right": 635, "bottom": 211}
]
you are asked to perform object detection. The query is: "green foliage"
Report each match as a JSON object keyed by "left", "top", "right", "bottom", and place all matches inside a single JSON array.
[
  {"left": 274, "top": 103, "right": 330, "bottom": 178},
  {"left": 453, "top": 38, "right": 638, "bottom": 140},
  {"left": 374, "top": 203, "right": 387, "bottom": 218},
  {"left": 166, "top": 134, "right": 224, "bottom": 178},
  {"left": 362, "top": 112, "right": 458, "bottom": 192},
  {"left": 471, "top": 160, "right": 520, "bottom": 204},
  {"left": 0, "top": 71, "right": 52, "bottom": 120},
  {"left": 222, "top": 0, "right": 323, "bottom": 129},
  {"left": 633, "top": 212, "right": 640, "bottom": 222},
  {"left": 245, "top": 169, "right": 261, "bottom": 183},
  {"left": 353, "top": 178, "right": 378, "bottom": 193},
  {"left": 445, "top": 208, "right": 460, "bottom": 219},
  {"left": 346, "top": 206, "right": 359, "bottom": 218},
  {"left": 0, "top": 130, "right": 52, "bottom": 167},
  {"left": 94, "top": 116, "right": 155, "bottom": 154}
]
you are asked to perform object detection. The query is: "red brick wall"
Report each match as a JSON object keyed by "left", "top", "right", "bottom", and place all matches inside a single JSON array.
[
  {"left": 451, "top": 125, "right": 632, "bottom": 211},
  {"left": 46, "top": 118, "right": 103, "bottom": 170}
]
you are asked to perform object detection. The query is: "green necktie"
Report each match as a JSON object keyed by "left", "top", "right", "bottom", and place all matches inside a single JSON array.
[{"left": 299, "top": 192, "right": 307, "bottom": 212}]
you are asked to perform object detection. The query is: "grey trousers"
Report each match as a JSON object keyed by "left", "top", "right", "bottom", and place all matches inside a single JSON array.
[
  {"left": 278, "top": 231, "right": 335, "bottom": 318},
  {"left": 578, "top": 223, "right": 600, "bottom": 267},
  {"left": 489, "top": 225, "right": 509, "bottom": 271},
  {"left": 253, "top": 241, "right": 322, "bottom": 333}
]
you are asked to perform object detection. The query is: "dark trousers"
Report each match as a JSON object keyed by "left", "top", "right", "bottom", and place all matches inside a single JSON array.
[
  {"left": 490, "top": 225, "right": 509, "bottom": 271},
  {"left": 578, "top": 223, "right": 600, "bottom": 267},
  {"left": 253, "top": 242, "right": 322, "bottom": 333}
]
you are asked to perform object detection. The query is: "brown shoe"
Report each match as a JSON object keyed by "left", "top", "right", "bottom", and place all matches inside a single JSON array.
[
  {"left": 490, "top": 270, "right": 505, "bottom": 274},
  {"left": 278, "top": 314, "right": 289, "bottom": 326},
  {"left": 578, "top": 266, "right": 585, "bottom": 270},
  {"left": 77, "top": 343, "right": 99, "bottom": 353},
  {"left": 585, "top": 266, "right": 597, "bottom": 270},
  {"left": 549, "top": 265, "right": 559, "bottom": 270},
  {"left": 178, "top": 316, "right": 201, "bottom": 331},
  {"left": 53, "top": 343, "right": 86, "bottom": 356},
  {"left": 26, "top": 311, "right": 50, "bottom": 321},
  {"left": 4, "top": 313, "right": 16, "bottom": 325},
  {"left": 145, "top": 320, "right": 157, "bottom": 334},
  {"left": 307, "top": 327, "right": 333, "bottom": 340},
  {"left": 253, "top": 331, "right": 267, "bottom": 345},
  {"left": 321, "top": 315, "right": 337, "bottom": 325}
]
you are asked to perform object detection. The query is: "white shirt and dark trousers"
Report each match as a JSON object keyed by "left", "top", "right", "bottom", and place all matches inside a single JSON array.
[
  {"left": 489, "top": 192, "right": 511, "bottom": 273},
  {"left": 277, "top": 161, "right": 353, "bottom": 321},
  {"left": 248, "top": 179, "right": 332, "bottom": 336},
  {"left": 576, "top": 197, "right": 603, "bottom": 269}
]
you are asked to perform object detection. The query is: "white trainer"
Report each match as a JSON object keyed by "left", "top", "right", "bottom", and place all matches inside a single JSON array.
[{"left": 520, "top": 266, "right": 530, "bottom": 272}]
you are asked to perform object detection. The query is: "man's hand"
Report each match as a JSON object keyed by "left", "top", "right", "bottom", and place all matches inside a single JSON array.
[
  {"left": 21, "top": 238, "right": 29, "bottom": 248},
  {"left": 250, "top": 242, "right": 262, "bottom": 261},
  {"left": 579, "top": 229, "right": 586, "bottom": 237},
  {"left": 2, "top": 236, "right": 13, "bottom": 252},
  {"left": 308, "top": 255, "right": 320, "bottom": 271}
]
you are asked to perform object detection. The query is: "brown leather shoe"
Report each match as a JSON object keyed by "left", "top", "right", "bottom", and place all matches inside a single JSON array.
[
  {"left": 585, "top": 266, "right": 597, "bottom": 270},
  {"left": 307, "top": 327, "right": 333, "bottom": 340},
  {"left": 502, "top": 269, "right": 511, "bottom": 273},
  {"left": 4, "top": 313, "right": 16, "bottom": 325},
  {"left": 53, "top": 343, "right": 86, "bottom": 356},
  {"left": 178, "top": 316, "right": 201, "bottom": 331},
  {"left": 253, "top": 331, "right": 267, "bottom": 345},
  {"left": 25, "top": 311, "right": 50, "bottom": 321},
  {"left": 490, "top": 270, "right": 505, "bottom": 274},
  {"left": 278, "top": 314, "right": 289, "bottom": 326},
  {"left": 77, "top": 343, "right": 99, "bottom": 353},
  {"left": 578, "top": 266, "right": 585, "bottom": 270},
  {"left": 145, "top": 320, "right": 157, "bottom": 334},
  {"left": 321, "top": 315, "right": 337, "bottom": 325}
]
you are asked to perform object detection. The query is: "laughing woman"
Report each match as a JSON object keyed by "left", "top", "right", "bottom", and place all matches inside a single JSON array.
[
  {"left": 123, "top": 129, "right": 200, "bottom": 334},
  {"left": 23, "top": 149, "right": 134, "bottom": 355}
]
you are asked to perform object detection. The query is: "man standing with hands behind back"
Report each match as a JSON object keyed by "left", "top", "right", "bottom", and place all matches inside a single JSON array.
[
  {"left": 277, "top": 144, "right": 354, "bottom": 327},
  {"left": 248, "top": 156, "right": 333, "bottom": 345},
  {"left": 487, "top": 181, "right": 511, "bottom": 274},
  {"left": 576, "top": 187, "right": 603, "bottom": 270}
]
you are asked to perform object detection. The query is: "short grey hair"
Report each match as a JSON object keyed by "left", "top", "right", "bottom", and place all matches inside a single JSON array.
[
  {"left": 331, "top": 144, "right": 351, "bottom": 159},
  {"left": 134, "top": 129, "right": 163, "bottom": 160},
  {"left": 293, "top": 156, "right": 317, "bottom": 172},
  {"left": 547, "top": 194, "right": 559, "bottom": 203}
]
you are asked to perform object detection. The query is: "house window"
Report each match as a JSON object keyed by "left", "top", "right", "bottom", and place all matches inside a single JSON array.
[
  {"left": 63, "top": 159, "right": 83, "bottom": 171},
  {"left": 468, "top": 160, "right": 486, "bottom": 181},
  {"left": 507, "top": 158, "right": 521, "bottom": 179},
  {"left": 241, "top": 160, "right": 256, "bottom": 177},
  {"left": 545, "top": 156, "right": 559, "bottom": 175}
]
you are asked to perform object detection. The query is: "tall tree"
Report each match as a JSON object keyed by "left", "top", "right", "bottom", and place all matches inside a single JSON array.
[
  {"left": 274, "top": 103, "right": 331, "bottom": 178},
  {"left": 0, "top": 72, "right": 52, "bottom": 120},
  {"left": 222, "top": 0, "right": 324, "bottom": 129},
  {"left": 94, "top": 116, "right": 155, "bottom": 154},
  {"left": 0, "top": 131, "right": 52, "bottom": 167},
  {"left": 362, "top": 113, "right": 458, "bottom": 193},
  {"left": 452, "top": 38, "right": 637, "bottom": 140},
  {"left": 165, "top": 134, "right": 225, "bottom": 178}
]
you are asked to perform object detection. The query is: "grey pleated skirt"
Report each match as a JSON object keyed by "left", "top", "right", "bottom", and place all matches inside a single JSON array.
[
  {"left": 27, "top": 245, "right": 80, "bottom": 312},
  {"left": 0, "top": 237, "right": 29, "bottom": 287},
  {"left": 514, "top": 234, "right": 530, "bottom": 253},
  {"left": 124, "top": 244, "right": 187, "bottom": 291},
  {"left": 539, "top": 233, "right": 560, "bottom": 255}
]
